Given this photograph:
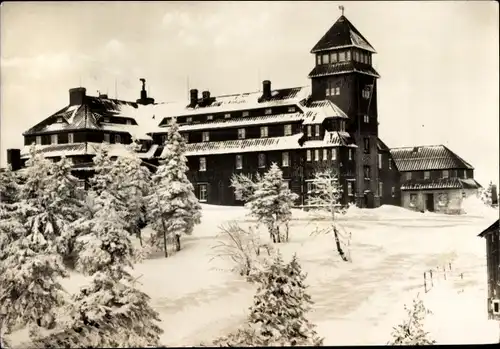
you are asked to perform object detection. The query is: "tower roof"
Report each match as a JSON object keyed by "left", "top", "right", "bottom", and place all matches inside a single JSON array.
[{"left": 311, "top": 15, "right": 376, "bottom": 54}]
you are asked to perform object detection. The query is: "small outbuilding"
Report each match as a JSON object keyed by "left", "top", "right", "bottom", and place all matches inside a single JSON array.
[{"left": 478, "top": 219, "right": 500, "bottom": 320}]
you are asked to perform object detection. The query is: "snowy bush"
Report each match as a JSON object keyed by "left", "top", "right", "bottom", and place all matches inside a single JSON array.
[
  {"left": 147, "top": 119, "right": 201, "bottom": 256},
  {"left": 213, "top": 253, "right": 323, "bottom": 346},
  {"left": 388, "top": 295, "right": 435, "bottom": 345},
  {"left": 307, "top": 169, "right": 351, "bottom": 262},
  {"left": 210, "top": 222, "right": 273, "bottom": 281},
  {"left": 232, "top": 164, "right": 298, "bottom": 243}
]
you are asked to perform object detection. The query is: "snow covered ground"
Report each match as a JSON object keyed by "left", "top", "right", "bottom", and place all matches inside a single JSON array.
[{"left": 8, "top": 200, "right": 500, "bottom": 346}]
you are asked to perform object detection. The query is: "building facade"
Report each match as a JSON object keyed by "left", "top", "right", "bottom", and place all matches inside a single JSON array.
[
  {"left": 6, "top": 14, "right": 479, "bottom": 211},
  {"left": 478, "top": 220, "right": 500, "bottom": 320}
]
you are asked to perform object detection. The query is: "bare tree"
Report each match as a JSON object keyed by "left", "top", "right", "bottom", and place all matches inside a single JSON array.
[{"left": 306, "top": 168, "right": 351, "bottom": 262}]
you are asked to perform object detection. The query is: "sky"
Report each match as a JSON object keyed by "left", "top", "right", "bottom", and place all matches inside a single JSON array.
[{"left": 0, "top": 1, "right": 498, "bottom": 186}]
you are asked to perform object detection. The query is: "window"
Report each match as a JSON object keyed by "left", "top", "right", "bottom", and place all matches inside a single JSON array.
[
  {"left": 463, "top": 170, "right": 468, "bottom": 179},
  {"left": 438, "top": 193, "right": 448, "bottom": 206},
  {"left": 103, "top": 133, "right": 110, "bottom": 143},
  {"left": 260, "top": 126, "right": 268, "bottom": 138},
  {"left": 236, "top": 155, "right": 243, "bottom": 169},
  {"left": 115, "top": 134, "right": 121, "bottom": 144},
  {"left": 198, "top": 184, "right": 208, "bottom": 202},
  {"left": 307, "top": 125, "right": 312, "bottom": 137},
  {"left": 307, "top": 182, "right": 313, "bottom": 194},
  {"left": 57, "top": 117, "right": 63, "bottom": 123},
  {"left": 36, "top": 136, "right": 42, "bottom": 145},
  {"left": 68, "top": 133, "right": 74, "bottom": 143},
  {"left": 346, "top": 50, "right": 351, "bottom": 61},
  {"left": 322, "top": 54, "right": 330, "bottom": 64},
  {"left": 462, "top": 191, "right": 467, "bottom": 198},
  {"left": 391, "top": 186, "right": 395, "bottom": 198},
  {"left": 347, "top": 181, "right": 354, "bottom": 196},
  {"left": 238, "top": 128, "right": 246, "bottom": 139},
  {"left": 364, "top": 137, "right": 370, "bottom": 154},
  {"left": 161, "top": 135, "right": 167, "bottom": 144},
  {"left": 199, "top": 157, "right": 206, "bottom": 171},
  {"left": 282, "top": 152, "right": 289, "bottom": 167},
  {"left": 288, "top": 106, "right": 296, "bottom": 113},
  {"left": 103, "top": 117, "right": 110, "bottom": 123},
  {"left": 378, "top": 181, "right": 383, "bottom": 196},
  {"left": 284, "top": 124, "right": 292, "bottom": 136},
  {"left": 315, "top": 125, "right": 320, "bottom": 137},
  {"left": 323, "top": 149, "right": 328, "bottom": 161},
  {"left": 186, "top": 117, "right": 192, "bottom": 123},
  {"left": 332, "top": 148, "right": 337, "bottom": 160},
  {"left": 330, "top": 52, "right": 338, "bottom": 63},
  {"left": 51, "top": 134, "right": 58, "bottom": 145},
  {"left": 335, "top": 87, "right": 340, "bottom": 95},
  {"left": 364, "top": 166, "right": 371, "bottom": 179},
  {"left": 242, "top": 111, "right": 249, "bottom": 117},
  {"left": 207, "top": 115, "right": 213, "bottom": 121},
  {"left": 389, "top": 160, "right": 392, "bottom": 170},
  {"left": 354, "top": 51, "right": 359, "bottom": 61},
  {"left": 202, "top": 131, "right": 210, "bottom": 142},
  {"left": 348, "top": 148, "right": 353, "bottom": 160},
  {"left": 224, "top": 113, "right": 231, "bottom": 119},
  {"left": 183, "top": 133, "right": 189, "bottom": 142},
  {"left": 126, "top": 119, "right": 132, "bottom": 125},
  {"left": 314, "top": 149, "right": 319, "bottom": 162},
  {"left": 265, "top": 108, "right": 272, "bottom": 115},
  {"left": 410, "top": 193, "right": 417, "bottom": 207},
  {"left": 258, "top": 153, "right": 266, "bottom": 168},
  {"left": 364, "top": 114, "right": 370, "bottom": 123},
  {"left": 316, "top": 55, "right": 321, "bottom": 65},
  {"left": 424, "top": 171, "right": 430, "bottom": 180},
  {"left": 406, "top": 172, "right": 412, "bottom": 180},
  {"left": 339, "top": 51, "right": 346, "bottom": 62},
  {"left": 306, "top": 150, "right": 312, "bottom": 162},
  {"left": 326, "top": 86, "right": 331, "bottom": 97},
  {"left": 368, "top": 54, "right": 371, "bottom": 65},
  {"left": 340, "top": 120, "right": 346, "bottom": 132},
  {"left": 378, "top": 153, "right": 382, "bottom": 169},
  {"left": 283, "top": 180, "right": 291, "bottom": 189},
  {"left": 442, "top": 170, "right": 449, "bottom": 179}
]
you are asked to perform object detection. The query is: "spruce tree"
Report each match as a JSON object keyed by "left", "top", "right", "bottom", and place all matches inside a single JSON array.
[
  {"left": 389, "top": 296, "right": 435, "bottom": 345},
  {"left": 147, "top": 118, "right": 201, "bottom": 255}
]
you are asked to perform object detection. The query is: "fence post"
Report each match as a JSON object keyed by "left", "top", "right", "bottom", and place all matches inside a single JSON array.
[
  {"left": 443, "top": 265, "right": 447, "bottom": 280},
  {"left": 449, "top": 262, "right": 452, "bottom": 271},
  {"left": 430, "top": 269, "right": 433, "bottom": 287},
  {"left": 424, "top": 272, "right": 427, "bottom": 293},
  {"left": 460, "top": 272, "right": 463, "bottom": 280}
]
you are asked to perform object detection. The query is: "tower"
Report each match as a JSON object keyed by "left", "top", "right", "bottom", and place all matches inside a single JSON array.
[{"left": 308, "top": 14, "right": 381, "bottom": 208}]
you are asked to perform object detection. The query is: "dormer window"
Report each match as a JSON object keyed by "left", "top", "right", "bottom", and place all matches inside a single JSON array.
[
  {"left": 202, "top": 131, "right": 210, "bottom": 142},
  {"left": 330, "top": 52, "right": 338, "bottom": 63},
  {"left": 207, "top": 115, "right": 213, "bottom": 121},
  {"left": 224, "top": 113, "right": 231, "bottom": 119},
  {"left": 265, "top": 108, "right": 272, "bottom": 115},
  {"left": 242, "top": 111, "right": 249, "bottom": 117},
  {"left": 51, "top": 134, "right": 58, "bottom": 145},
  {"left": 339, "top": 51, "right": 346, "bottom": 62},
  {"left": 186, "top": 117, "right": 192, "bottom": 123},
  {"left": 321, "top": 54, "right": 329, "bottom": 64},
  {"left": 260, "top": 126, "right": 268, "bottom": 138},
  {"left": 288, "top": 106, "right": 296, "bottom": 113}
]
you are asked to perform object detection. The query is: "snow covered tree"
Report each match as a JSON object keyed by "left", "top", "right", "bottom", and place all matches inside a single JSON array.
[
  {"left": 388, "top": 296, "right": 435, "bottom": 345},
  {"left": 147, "top": 119, "right": 201, "bottom": 256},
  {"left": 242, "top": 163, "right": 298, "bottom": 243},
  {"left": 231, "top": 173, "right": 259, "bottom": 202},
  {"left": 0, "top": 146, "right": 68, "bottom": 338},
  {"left": 478, "top": 181, "right": 498, "bottom": 207},
  {"left": 306, "top": 169, "right": 351, "bottom": 262},
  {"left": 0, "top": 166, "right": 20, "bottom": 204},
  {"left": 213, "top": 252, "right": 323, "bottom": 346},
  {"left": 64, "top": 175, "right": 163, "bottom": 347}
]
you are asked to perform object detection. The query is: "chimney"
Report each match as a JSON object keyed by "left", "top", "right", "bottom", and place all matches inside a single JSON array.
[
  {"left": 69, "top": 87, "right": 86, "bottom": 106},
  {"left": 99, "top": 93, "right": 108, "bottom": 99},
  {"left": 262, "top": 80, "right": 271, "bottom": 100},
  {"left": 136, "top": 78, "right": 155, "bottom": 105},
  {"left": 7, "top": 148, "right": 21, "bottom": 171},
  {"left": 189, "top": 89, "right": 199, "bottom": 108},
  {"left": 202, "top": 90, "right": 210, "bottom": 101}
]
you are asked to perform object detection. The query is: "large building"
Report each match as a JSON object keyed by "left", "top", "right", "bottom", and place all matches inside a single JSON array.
[{"left": 6, "top": 14, "right": 480, "bottom": 212}]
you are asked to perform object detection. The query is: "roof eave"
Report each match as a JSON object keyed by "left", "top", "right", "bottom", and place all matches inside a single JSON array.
[
  {"left": 308, "top": 69, "right": 380, "bottom": 79},
  {"left": 311, "top": 44, "right": 377, "bottom": 54}
]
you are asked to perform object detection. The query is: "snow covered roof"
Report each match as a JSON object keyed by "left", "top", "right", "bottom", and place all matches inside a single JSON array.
[
  {"left": 308, "top": 61, "right": 380, "bottom": 79},
  {"left": 478, "top": 220, "right": 499, "bottom": 238},
  {"left": 400, "top": 178, "right": 481, "bottom": 191},
  {"left": 101, "top": 123, "right": 153, "bottom": 141},
  {"left": 390, "top": 145, "right": 475, "bottom": 172},
  {"left": 20, "top": 143, "right": 88, "bottom": 159},
  {"left": 300, "top": 100, "right": 348, "bottom": 124},
  {"left": 301, "top": 131, "right": 357, "bottom": 149},
  {"left": 311, "top": 15, "right": 376, "bottom": 54},
  {"left": 177, "top": 133, "right": 304, "bottom": 157}
]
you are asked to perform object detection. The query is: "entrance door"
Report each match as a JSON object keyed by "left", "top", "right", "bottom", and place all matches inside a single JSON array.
[
  {"left": 364, "top": 191, "right": 375, "bottom": 208},
  {"left": 426, "top": 194, "right": 434, "bottom": 212}
]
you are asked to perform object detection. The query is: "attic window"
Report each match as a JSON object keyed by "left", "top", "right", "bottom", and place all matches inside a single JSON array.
[
  {"left": 224, "top": 113, "right": 231, "bottom": 119},
  {"left": 288, "top": 106, "right": 296, "bottom": 113},
  {"left": 265, "top": 108, "right": 272, "bottom": 115},
  {"left": 186, "top": 117, "right": 193, "bottom": 123},
  {"left": 126, "top": 119, "right": 132, "bottom": 125},
  {"left": 242, "top": 111, "right": 249, "bottom": 117},
  {"left": 57, "top": 117, "right": 63, "bottom": 123},
  {"left": 207, "top": 115, "right": 213, "bottom": 121}
]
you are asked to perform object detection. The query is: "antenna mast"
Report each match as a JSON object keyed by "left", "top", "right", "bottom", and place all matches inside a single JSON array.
[{"left": 339, "top": 5, "right": 345, "bottom": 16}]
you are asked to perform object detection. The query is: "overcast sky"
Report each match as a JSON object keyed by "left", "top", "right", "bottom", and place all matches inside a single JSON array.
[{"left": 1, "top": 1, "right": 498, "bottom": 186}]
